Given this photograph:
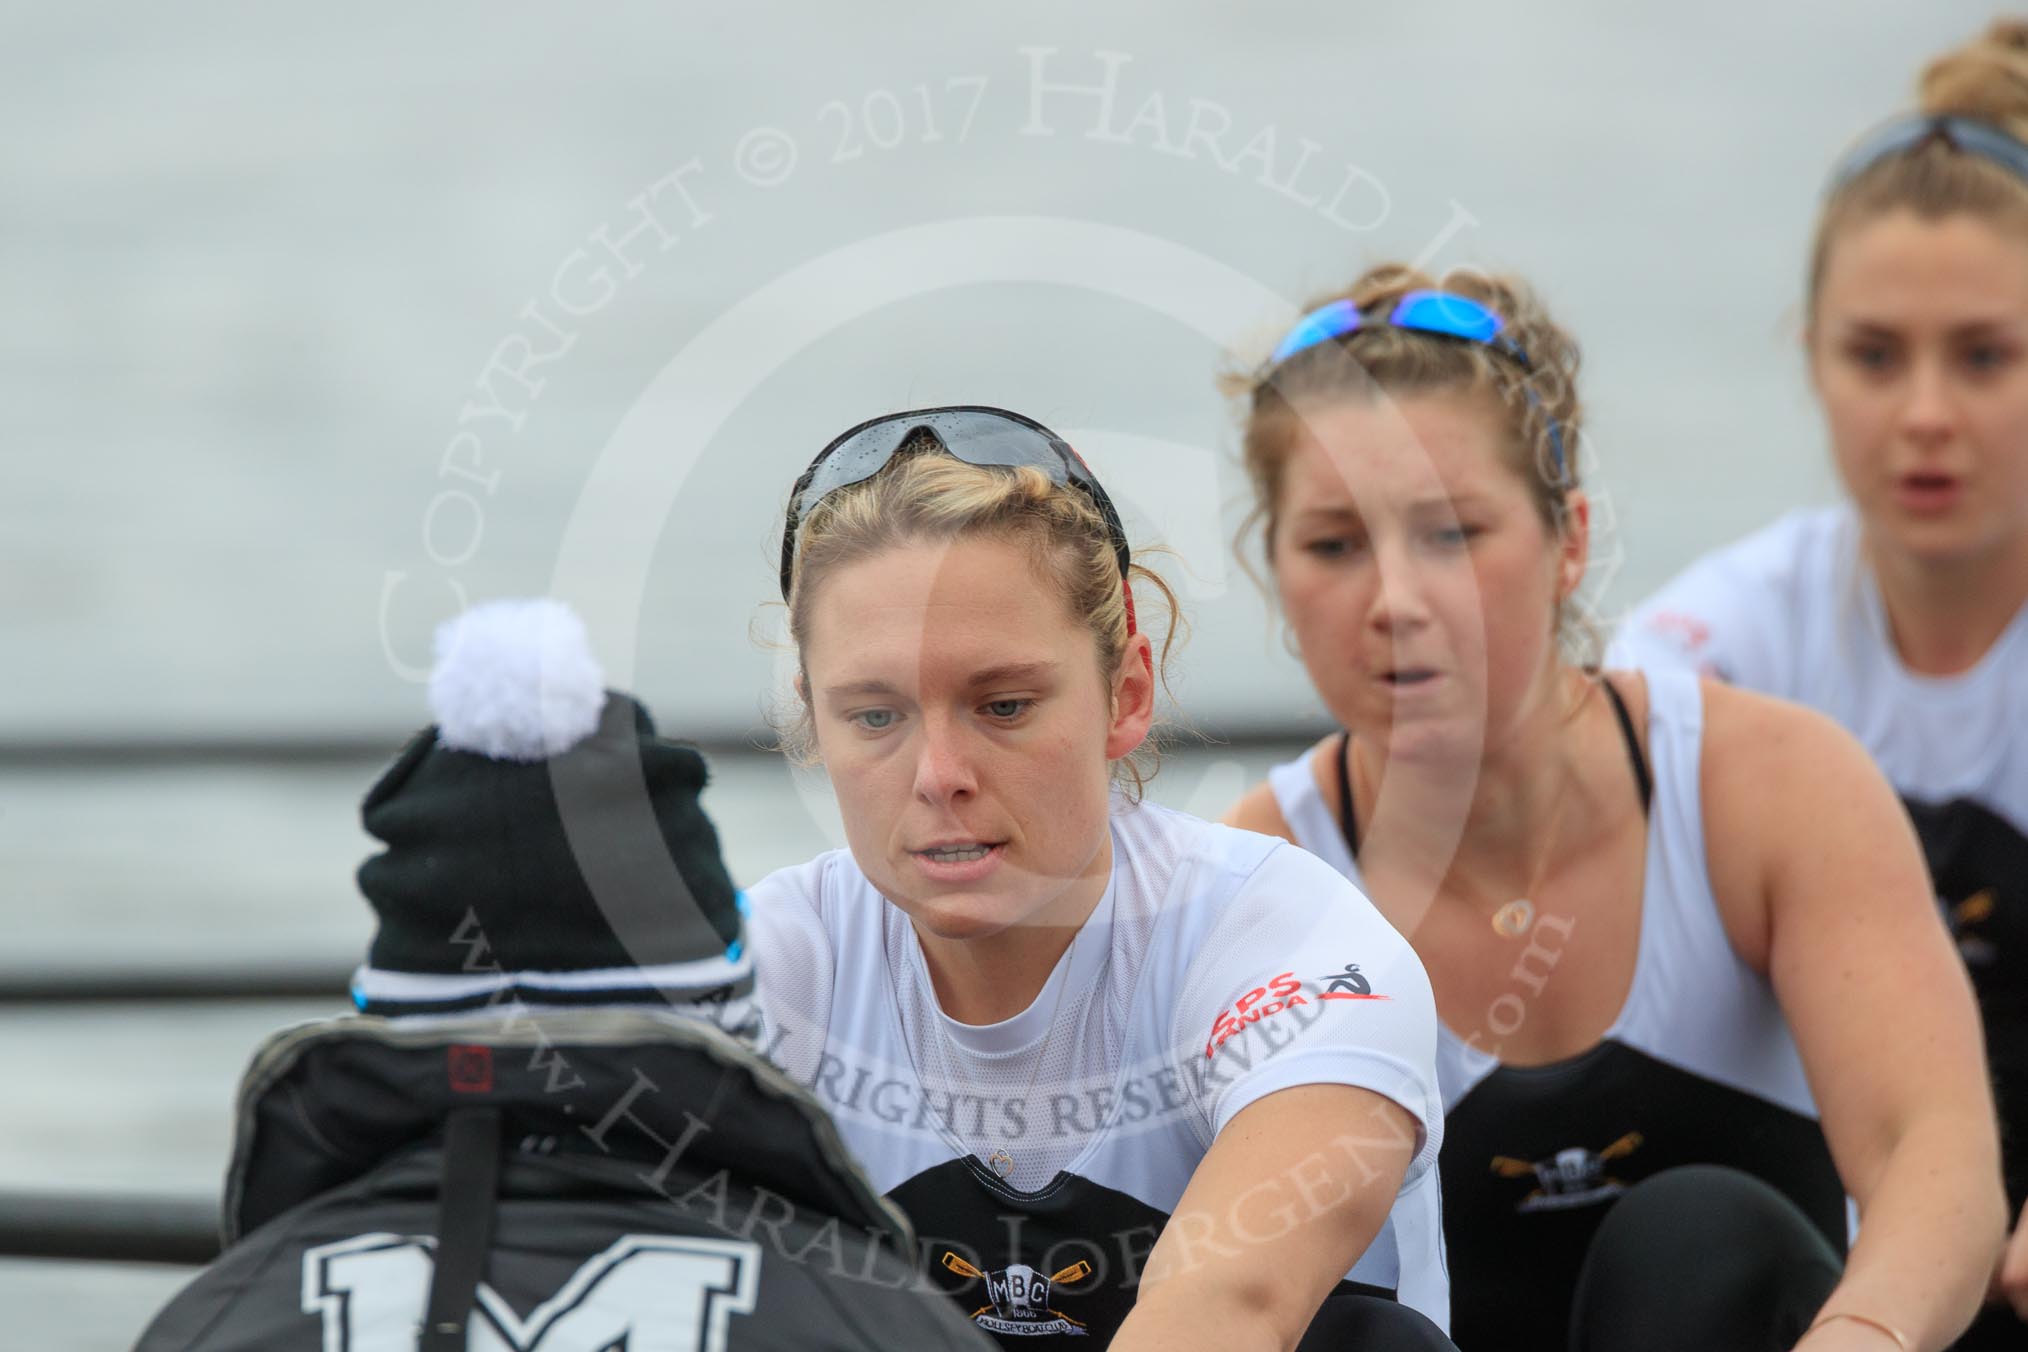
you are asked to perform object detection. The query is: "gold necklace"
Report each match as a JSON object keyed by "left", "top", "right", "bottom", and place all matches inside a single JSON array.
[
  {"left": 912, "top": 923, "right": 1084, "bottom": 1181},
  {"left": 1491, "top": 897, "right": 1536, "bottom": 938},
  {"left": 1488, "top": 681, "right": 1597, "bottom": 939},
  {"left": 983, "top": 955, "right": 1075, "bottom": 1181},
  {"left": 1351, "top": 681, "right": 1592, "bottom": 940},
  {"left": 1488, "top": 742, "right": 1583, "bottom": 940}
]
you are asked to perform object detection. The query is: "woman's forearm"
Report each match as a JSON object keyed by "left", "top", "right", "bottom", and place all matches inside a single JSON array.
[
  {"left": 1112, "top": 1290, "right": 1276, "bottom": 1352},
  {"left": 1812, "top": 1112, "right": 2006, "bottom": 1351}
]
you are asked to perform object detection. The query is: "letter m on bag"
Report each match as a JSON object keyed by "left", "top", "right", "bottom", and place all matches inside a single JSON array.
[{"left": 303, "top": 1233, "right": 761, "bottom": 1351}]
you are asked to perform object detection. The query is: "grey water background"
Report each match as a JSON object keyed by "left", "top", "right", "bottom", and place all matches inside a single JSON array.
[{"left": 3, "top": 1, "right": 2008, "bottom": 1344}]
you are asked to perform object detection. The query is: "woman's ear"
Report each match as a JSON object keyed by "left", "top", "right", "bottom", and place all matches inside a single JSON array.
[
  {"left": 1556, "top": 490, "right": 1591, "bottom": 601},
  {"left": 1802, "top": 321, "right": 1829, "bottom": 404},
  {"left": 1105, "top": 631, "right": 1157, "bottom": 761}
]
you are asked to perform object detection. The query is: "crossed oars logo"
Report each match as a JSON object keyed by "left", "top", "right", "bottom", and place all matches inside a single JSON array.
[{"left": 941, "top": 1251, "right": 1095, "bottom": 1328}]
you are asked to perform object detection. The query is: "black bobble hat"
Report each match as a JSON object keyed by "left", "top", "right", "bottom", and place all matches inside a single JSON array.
[{"left": 350, "top": 599, "right": 749, "bottom": 1023}]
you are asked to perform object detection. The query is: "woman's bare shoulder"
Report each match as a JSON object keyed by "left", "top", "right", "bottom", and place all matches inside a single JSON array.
[
  {"left": 1221, "top": 779, "right": 1293, "bottom": 840},
  {"left": 1219, "top": 733, "right": 1339, "bottom": 844}
]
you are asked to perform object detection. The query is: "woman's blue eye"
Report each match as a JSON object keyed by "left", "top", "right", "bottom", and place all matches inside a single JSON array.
[
  {"left": 852, "top": 709, "right": 897, "bottom": 730},
  {"left": 1431, "top": 525, "right": 1473, "bottom": 547},
  {"left": 984, "top": 699, "right": 1028, "bottom": 719}
]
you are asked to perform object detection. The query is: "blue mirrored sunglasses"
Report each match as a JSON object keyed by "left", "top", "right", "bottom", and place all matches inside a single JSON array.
[
  {"left": 1827, "top": 114, "right": 2028, "bottom": 195},
  {"left": 1270, "top": 290, "right": 1527, "bottom": 365},
  {"left": 1267, "top": 290, "right": 1568, "bottom": 481}
]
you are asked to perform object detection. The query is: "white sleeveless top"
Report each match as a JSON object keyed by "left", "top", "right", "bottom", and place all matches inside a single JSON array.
[
  {"left": 1614, "top": 502, "right": 2028, "bottom": 1226},
  {"left": 1268, "top": 671, "right": 1844, "bottom": 1350},
  {"left": 1265, "top": 668, "right": 1818, "bottom": 1120}
]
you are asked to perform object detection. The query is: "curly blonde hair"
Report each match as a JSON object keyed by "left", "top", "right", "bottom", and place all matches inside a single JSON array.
[{"left": 1226, "top": 263, "right": 1588, "bottom": 654}]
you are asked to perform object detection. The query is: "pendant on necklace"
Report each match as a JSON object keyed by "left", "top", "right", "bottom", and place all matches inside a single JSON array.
[
  {"left": 987, "top": 1149, "right": 1015, "bottom": 1179},
  {"left": 1492, "top": 898, "right": 1535, "bottom": 938}
]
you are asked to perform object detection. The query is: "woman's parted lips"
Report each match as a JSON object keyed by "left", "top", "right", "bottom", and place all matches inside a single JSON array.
[{"left": 911, "top": 838, "right": 1005, "bottom": 859}]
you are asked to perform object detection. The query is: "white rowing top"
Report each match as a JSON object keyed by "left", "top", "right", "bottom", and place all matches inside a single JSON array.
[
  {"left": 747, "top": 795, "right": 1450, "bottom": 1328},
  {"left": 1612, "top": 503, "right": 2028, "bottom": 830}
]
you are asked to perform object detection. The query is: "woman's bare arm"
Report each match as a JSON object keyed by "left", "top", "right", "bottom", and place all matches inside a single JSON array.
[
  {"left": 1112, "top": 1084, "right": 1420, "bottom": 1352},
  {"left": 1703, "top": 682, "right": 2006, "bottom": 1350}
]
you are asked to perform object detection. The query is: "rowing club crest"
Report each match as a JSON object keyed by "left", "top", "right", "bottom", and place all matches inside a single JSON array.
[
  {"left": 1490, "top": 1131, "right": 1644, "bottom": 1212},
  {"left": 941, "top": 1251, "right": 1092, "bottom": 1337}
]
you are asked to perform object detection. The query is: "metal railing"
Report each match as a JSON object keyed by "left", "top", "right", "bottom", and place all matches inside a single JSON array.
[
  {"left": 0, "top": 962, "right": 350, "bottom": 1006},
  {"left": 0, "top": 1192, "right": 219, "bottom": 1265},
  {"left": 0, "top": 961, "right": 350, "bottom": 1264}
]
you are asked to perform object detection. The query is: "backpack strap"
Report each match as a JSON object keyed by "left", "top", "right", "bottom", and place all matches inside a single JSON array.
[{"left": 420, "top": 1106, "right": 503, "bottom": 1351}]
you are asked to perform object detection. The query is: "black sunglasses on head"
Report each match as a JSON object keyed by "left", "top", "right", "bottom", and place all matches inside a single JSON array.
[{"left": 778, "top": 406, "right": 1132, "bottom": 602}]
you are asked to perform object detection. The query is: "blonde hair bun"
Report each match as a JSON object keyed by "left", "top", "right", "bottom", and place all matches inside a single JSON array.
[{"left": 1919, "top": 19, "right": 2028, "bottom": 141}]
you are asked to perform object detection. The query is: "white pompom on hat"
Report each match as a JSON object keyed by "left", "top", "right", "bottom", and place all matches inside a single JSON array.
[
  {"left": 354, "top": 597, "right": 751, "bottom": 1026},
  {"left": 428, "top": 598, "right": 607, "bottom": 761}
]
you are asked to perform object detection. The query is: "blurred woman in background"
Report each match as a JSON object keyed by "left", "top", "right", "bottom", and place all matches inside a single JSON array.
[{"left": 1617, "top": 21, "right": 2028, "bottom": 1346}]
